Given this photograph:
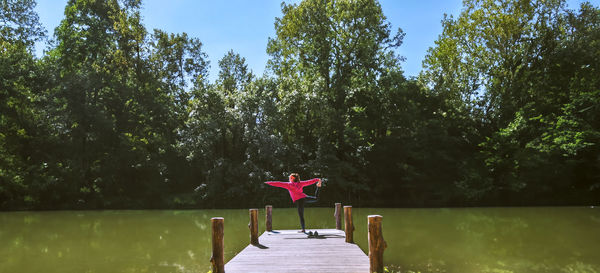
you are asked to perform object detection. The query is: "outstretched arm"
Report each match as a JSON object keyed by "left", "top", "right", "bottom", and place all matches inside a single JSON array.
[
  {"left": 299, "top": 178, "right": 320, "bottom": 187},
  {"left": 264, "top": 181, "right": 290, "bottom": 189}
]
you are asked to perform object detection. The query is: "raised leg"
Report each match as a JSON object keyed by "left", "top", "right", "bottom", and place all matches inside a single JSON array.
[{"left": 305, "top": 187, "right": 320, "bottom": 204}]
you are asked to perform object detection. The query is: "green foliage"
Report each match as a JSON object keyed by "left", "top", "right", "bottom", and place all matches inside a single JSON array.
[
  {"left": 265, "top": 0, "right": 409, "bottom": 204},
  {"left": 422, "top": 0, "right": 600, "bottom": 204},
  {"left": 0, "top": 0, "right": 55, "bottom": 208},
  {"left": 0, "top": 0, "right": 45, "bottom": 47}
]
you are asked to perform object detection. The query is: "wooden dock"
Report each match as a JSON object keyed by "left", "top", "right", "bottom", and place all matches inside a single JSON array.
[
  {"left": 210, "top": 205, "right": 385, "bottom": 273},
  {"left": 224, "top": 229, "right": 370, "bottom": 273}
]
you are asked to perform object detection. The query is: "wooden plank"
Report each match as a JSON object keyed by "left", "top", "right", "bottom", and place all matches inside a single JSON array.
[{"left": 225, "top": 229, "right": 369, "bottom": 273}]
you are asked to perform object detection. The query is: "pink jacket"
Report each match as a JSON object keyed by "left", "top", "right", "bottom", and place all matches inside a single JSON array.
[{"left": 265, "top": 178, "right": 320, "bottom": 202}]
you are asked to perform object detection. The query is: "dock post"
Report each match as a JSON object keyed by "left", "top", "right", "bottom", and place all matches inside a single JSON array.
[
  {"left": 334, "top": 203, "right": 342, "bottom": 230},
  {"left": 368, "top": 215, "right": 387, "bottom": 273},
  {"left": 344, "top": 205, "right": 354, "bottom": 243},
  {"left": 249, "top": 208, "right": 259, "bottom": 245},
  {"left": 210, "top": 217, "right": 225, "bottom": 273},
  {"left": 265, "top": 205, "right": 273, "bottom": 232}
]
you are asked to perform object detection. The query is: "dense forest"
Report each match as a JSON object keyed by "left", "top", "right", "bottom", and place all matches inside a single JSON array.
[{"left": 1, "top": 0, "right": 598, "bottom": 210}]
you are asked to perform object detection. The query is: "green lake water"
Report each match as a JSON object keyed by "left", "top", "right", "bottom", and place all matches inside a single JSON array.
[{"left": 1, "top": 207, "right": 598, "bottom": 273}]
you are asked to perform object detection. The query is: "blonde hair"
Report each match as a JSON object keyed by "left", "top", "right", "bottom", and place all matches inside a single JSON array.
[{"left": 289, "top": 173, "right": 300, "bottom": 183}]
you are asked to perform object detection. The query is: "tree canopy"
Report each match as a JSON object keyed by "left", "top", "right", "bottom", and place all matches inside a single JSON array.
[{"left": 1, "top": 0, "right": 598, "bottom": 209}]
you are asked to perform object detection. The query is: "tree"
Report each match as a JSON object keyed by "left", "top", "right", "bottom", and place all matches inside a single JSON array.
[
  {"left": 0, "top": 0, "right": 54, "bottom": 208},
  {"left": 0, "top": 0, "right": 45, "bottom": 47},
  {"left": 46, "top": 0, "right": 211, "bottom": 208},
  {"left": 183, "top": 50, "right": 263, "bottom": 206},
  {"left": 422, "top": 0, "right": 600, "bottom": 204},
  {"left": 266, "top": 0, "right": 406, "bottom": 202}
]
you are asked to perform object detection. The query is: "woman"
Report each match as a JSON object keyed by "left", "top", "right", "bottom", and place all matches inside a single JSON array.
[{"left": 264, "top": 173, "right": 322, "bottom": 233}]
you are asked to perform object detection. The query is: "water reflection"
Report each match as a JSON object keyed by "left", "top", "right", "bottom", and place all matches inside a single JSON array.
[
  {"left": 0, "top": 210, "right": 257, "bottom": 273},
  {"left": 0, "top": 207, "right": 598, "bottom": 273},
  {"left": 351, "top": 207, "right": 600, "bottom": 273}
]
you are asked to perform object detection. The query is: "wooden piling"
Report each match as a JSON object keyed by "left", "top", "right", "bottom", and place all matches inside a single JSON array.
[
  {"left": 334, "top": 203, "right": 342, "bottom": 230},
  {"left": 249, "top": 208, "right": 259, "bottom": 245},
  {"left": 344, "top": 205, "right": 354, "bottom": 243},
  {"left": 368, "top": 215, "right": 387, "bottom": 273},
  {"left": 265, "top": 205, "right": 273, "bottom": 232},
  {"left": 210, "top": 217, "right": 224, "bottom": 273}
]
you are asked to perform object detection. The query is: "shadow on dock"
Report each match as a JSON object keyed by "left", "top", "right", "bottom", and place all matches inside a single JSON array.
[{"left": 250, "top": 243, "right": 269, "bottom": 249}]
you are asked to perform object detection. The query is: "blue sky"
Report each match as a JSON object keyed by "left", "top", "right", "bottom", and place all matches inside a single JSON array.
[{"left": 35, "top": 0, "right": 598, "bottom": 82}]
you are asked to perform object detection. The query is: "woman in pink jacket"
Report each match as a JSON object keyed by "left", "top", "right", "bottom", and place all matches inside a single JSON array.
[{"left": 265, "top": 173, "right": 322, "bottom": 233}]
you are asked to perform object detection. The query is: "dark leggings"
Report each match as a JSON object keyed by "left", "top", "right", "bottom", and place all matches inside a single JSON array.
[{"left": 296, "top": 187, "right": 320, "bottom": 231}]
